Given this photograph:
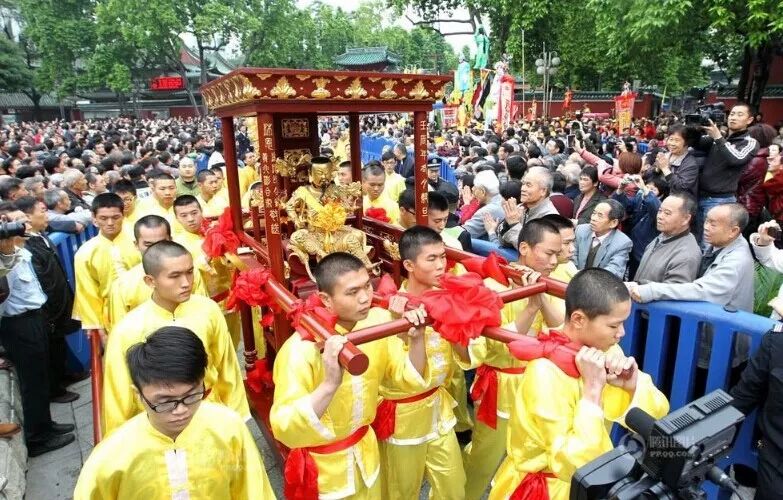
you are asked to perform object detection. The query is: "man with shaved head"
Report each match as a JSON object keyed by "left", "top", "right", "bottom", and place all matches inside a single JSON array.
[{"left": 101, "top": 240, "right": 249, "bottom": 437}]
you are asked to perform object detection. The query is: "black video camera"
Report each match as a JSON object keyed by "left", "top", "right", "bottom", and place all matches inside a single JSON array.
[
  {"left": 0, "top": 221, "right": 26, "bottom": 240},
  {"left": 684, "top": 103, "right": 726, "bottom": 127},
  {"left": 571, "top": 390, "right": 745, "bottom": 500}
]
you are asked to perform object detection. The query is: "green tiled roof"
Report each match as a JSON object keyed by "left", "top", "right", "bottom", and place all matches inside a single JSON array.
[
  {"left": 717, "top": 85, "right": 783, "bottom": 97},
  {"left": 0, "top": 93, "right": 67, "bottom": 109},
  {"left": 334, "top": 47, "right": 400, "bottom": 67}
]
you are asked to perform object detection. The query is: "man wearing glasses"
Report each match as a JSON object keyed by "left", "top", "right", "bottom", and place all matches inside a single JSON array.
[{"left": 75, "top": 326, "right": 276, "bottom": 499}]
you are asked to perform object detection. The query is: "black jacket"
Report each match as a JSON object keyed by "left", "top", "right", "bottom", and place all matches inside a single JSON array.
[
  {"left": 65, "top": 188, "right": 91, "bottom": 213},
  {"left": 731, "top": 324, "right": 783, "bottom": 497},
  {"left": 24, "top": 234, "right": 80, "bottom": 336},
  {"left": 698, "top": 130, "right": 759, "bottom": 196}
]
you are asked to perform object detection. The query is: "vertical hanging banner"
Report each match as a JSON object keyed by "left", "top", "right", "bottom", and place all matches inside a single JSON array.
[
  {"left": 496, "top": 74, "right": 516, "bottom": 131},
  {"left": 442, "top": 106, "right": 458, "bottom": 128},
  {"left": 614, "top": 91, "right": 637, "bottom": 132}
]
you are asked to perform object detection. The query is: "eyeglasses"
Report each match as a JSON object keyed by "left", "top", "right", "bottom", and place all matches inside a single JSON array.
[{"left": 140, "top": 386, "right": 211, "bottom": 413}]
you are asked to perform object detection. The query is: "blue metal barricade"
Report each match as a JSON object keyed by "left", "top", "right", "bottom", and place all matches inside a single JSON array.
[
  {"left": 621, "top": 300, "right": 775, "bottom": 498},
  {"left": 360, "top": 134, "right": 457, "bottom": 183},
  {"left": 48, "top": 226, "right": 99, "bottom": 373}
]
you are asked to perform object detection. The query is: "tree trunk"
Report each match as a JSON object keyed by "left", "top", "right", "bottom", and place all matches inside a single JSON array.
[
  {"left": 735, "top": 45, "right": 753, "bottom": 103},
  {"left": 197, "top": 42, "right": 208, "bottom": 87},
  {"left": 748, "top": 41, "right": 774, "bottom": 114},
  {"left": 179, "top": 65, "right": 202, "bottom": 117}
]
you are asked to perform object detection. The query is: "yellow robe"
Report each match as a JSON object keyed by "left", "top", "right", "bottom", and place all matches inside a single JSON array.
[
  {"left": 238, "top": 165, "right": 259, "bottom": 197},
  {"left": 489, "top": 348, "right": 670, "bottom": 500},
  {"left": 74, "top": 402, "right": 276, "bottom": 500},
  {"left": 106, "top": 263, "right": 208, "bottom": 330},
  {"left": 379, "top": 286, "right": 466, "bottom": 499},
  {"left": 383, "top": 172, "right": 406, "bottom": 203},
  {"left": 363, "top": 194, "right": 401, "bottom": 227},
  {"left": 132, "top": 197, "right": 184, "bottom": 235},
  {"left": 197, "top": 193, "right": 229, "bottom": 218},
  {"left": 270, "top": 307, "right": 429, "bottom": 499},
  {"left": 72, "top": 232, "right": 140, "bottom": 331},
  {"left": 174, "top": 230, "right": 241, "bottom": 347},
  {"left": 102, "top": 296, "right": 250, "bottom": 437}
]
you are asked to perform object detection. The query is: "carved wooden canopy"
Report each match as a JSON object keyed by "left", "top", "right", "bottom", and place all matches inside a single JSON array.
[{"left": 200, "top": 68, "right": 452, "bottom": 115}]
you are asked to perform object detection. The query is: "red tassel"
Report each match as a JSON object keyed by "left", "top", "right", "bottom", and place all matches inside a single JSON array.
[{"left": 509, "top": 471, "right": 554, "bottom": 500}]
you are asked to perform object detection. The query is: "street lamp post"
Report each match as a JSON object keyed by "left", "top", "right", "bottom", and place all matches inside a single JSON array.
[{"left": 534, "top": 44, "right": 560, "bottom": 119}]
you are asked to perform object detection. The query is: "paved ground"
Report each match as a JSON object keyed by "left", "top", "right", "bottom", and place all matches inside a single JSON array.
[{"left": 25, "top": 377, "right": 285, "bottom": 499}]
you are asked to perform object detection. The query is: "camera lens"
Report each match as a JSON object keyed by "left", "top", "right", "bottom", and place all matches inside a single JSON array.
[{"left": 0, "top": 221, "right": 26, "bottom": 240}]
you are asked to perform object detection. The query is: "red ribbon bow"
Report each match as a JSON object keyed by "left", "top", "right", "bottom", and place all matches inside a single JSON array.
[
  {"left": 508, "top": 330, "right": 581, "bottom": 378},
  {"left": 509, "top": 471, "right": 556, "bottom": 500},
  {"left": 283, "top": 449, "right": 319, "bottom": 500},
  {"left": 201, "top": 207, "right": 240, "bottom": 259},
  {"left": 365, "top": 207, "right": 390, "bottom": 223},
  {"left": 470, "top": 364, "right": 503, "bottom": 429},
  {"left": 287, "top": 293, "right": 339, "bottom": 341},
  {"left": 245, "top": 359, "right": 274, "bottom": 393},
  {"left": 226, "top": 267, "right": 277, "bottom": 327},
  {"left": 460, "top": 252, "right": 509, "bottom": 286},
  {"left": 417, "top": 273, "right": 503, "bottom": 346}
]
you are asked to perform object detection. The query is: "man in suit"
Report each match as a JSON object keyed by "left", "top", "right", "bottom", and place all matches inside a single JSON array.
[
  {"left": 16, "top": 196, "right": 82, "bottom": 403},
  {"left": 573, "top": 199, "right": 632, "bottom": 278}
]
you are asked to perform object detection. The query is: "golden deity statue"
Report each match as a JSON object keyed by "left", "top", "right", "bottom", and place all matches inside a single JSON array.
[{"left": 284, "top": 156, "right": 373, "bottom": 279}]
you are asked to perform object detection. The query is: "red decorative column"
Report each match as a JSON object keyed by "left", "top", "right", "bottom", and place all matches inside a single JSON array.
[{"left": 413, "top": 111, "right": 428, "bottom": 226}]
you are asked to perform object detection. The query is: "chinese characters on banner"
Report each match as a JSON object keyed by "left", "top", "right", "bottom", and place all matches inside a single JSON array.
[
  {"left": 258, "top": 115, "right": 280, "bottom": 235},
  {"left": 496, "top": 74, "right": 515, "bottom": 132},
  {"left": 415, "top": 113, "right": 428, "bottom": 221},
  {"left": 614, "top": 91, "right": 637, "bottom": 132},
  {"left": 442, "top": 106, "right": 458, "bottom": 128}
]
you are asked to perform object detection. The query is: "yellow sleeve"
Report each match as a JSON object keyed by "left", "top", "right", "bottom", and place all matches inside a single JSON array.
[
  {"left": 386, "top": 200, "right": 401, "bottom": 226},
  {"left": 106, "top": 281, "right": 128, "bottom": 332},
  {"left": 73, "top": 443, "right": 120, "bottom": 500},
  {"left": 73, "top": 246, "right": 105, "bottom": 330},
  {"left": 519, "top": 359, "right": 612, "bottom": 482},
  {"left": 192, "top": 268, "right": 208, "bottom": 296},
  {"left": 270, "top": 337, "right": 339, "bottom": 448},
  {"left": 380, "top": 335, "right": 429, "bottom": 393},
  {"left": 101, "top": 326, "right": 140, "bottom": 437},
  {"left": 603, "top": 372, "right": 670, "bottom": 425},
  {"left": 232, "top": 418, "right": 277, "bottom": 499},
  {"left": 207, "top": 304, "right": 250, "bottom": 419}
]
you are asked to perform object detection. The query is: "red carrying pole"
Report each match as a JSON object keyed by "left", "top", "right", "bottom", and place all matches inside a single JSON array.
[{"left": 89, "top": 330, "right": 103, "bottom": 444}]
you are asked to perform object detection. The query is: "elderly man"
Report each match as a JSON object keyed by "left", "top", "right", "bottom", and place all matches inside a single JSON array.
[
  {"left": 633, "top": 193, "right": 701, "bottom": 284},
  {"left": 0, "top": 177, "right": 29, "bottom": 202},
  {"left": 461, "top": 170, "right": 505, "bottom": 240},
  {"left": 62, "top": 169, "right": 91, "bottom": 212},
  {"left": 43, "top": 188, "right": 89, "bottom": 231},
  {"left": 493, "top": 166, "right": 558, "bottom": 248},
  {"left": 83, "top": 172, "right": 107, "bottom": 205},
  {"left": 573, "top": 199, "right": 632, "bottom": 278},
  {"left": 23, "top": 177, "right": 46, "bottom": 202}
]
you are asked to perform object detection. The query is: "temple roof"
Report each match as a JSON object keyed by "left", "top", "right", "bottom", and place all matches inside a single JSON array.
[{"left": 334, "top": 47, "right": 400, "bottom": 68}]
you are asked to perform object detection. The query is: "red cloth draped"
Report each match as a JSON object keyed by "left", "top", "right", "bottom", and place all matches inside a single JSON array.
[
  {"left": 418, "top": 273, "right": 503, "bottom": 346},
  {"left": 508, "top": 330, "right": 581, "bottom": 378},
  {"left": 201, "top": 207, "right": 240, "bottom": 259},
  {"left": 284, "top": 425, "right": 369, "bottom": 500},
  {"left": 365, "top": 207, "right": 390, "bottom": 223},
  {"left": 509, "top": 471, "right": 556, "bottom": 500},
  {"left": 287, "top": 293, "right": 338, "bottom": 341},
  {"left": 460, "top": 252, "right": 509, "bottom": 286},
  {"left": 245, "top": 359, "right": 274, "bottom": 393},
  {"left": 470, "top": 364, "right": 526, "bottom": 429},
  {"left": 371, "top": 386, "right": 439, "bottom": 440},
  {"left": 225, "top": 267, "right": 277, "bottom": 327}
]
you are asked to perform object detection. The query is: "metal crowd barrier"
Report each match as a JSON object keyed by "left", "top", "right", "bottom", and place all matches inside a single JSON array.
[
  {"left": 47, "top": 226, "right": 102, "bottom": 443},
  {"left": 622, "top": 300, "right": 775, "bottom": 498}
]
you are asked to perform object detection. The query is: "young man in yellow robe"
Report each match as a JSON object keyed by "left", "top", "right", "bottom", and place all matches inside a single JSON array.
[
  {"left": 463, "top": 219, "right": 565, "bottom": 500},
  {"left": 75, "top": 326, "right": 275, "bottom": 499},
  {"left": 381, "top": 151, "right": 406, "bottom": 203},
  {"left": 362, "top": 162, "right": 401, "bottom": 226},
  {"left": 72, "top": 193, "right": 140, "bottom": 342},
  {"left": 270, "top": 252, "right": 429, "bottom": 500},
  {"left": 195, "top": 169, "right": 229, "bottom": 218},
  {"left": 133, "top": 172, "right": 181, "bottom": 233},
  {"left": 107, "top": 215, "right": 207, "bottom": 329},
  {"left": 489, "top": 268, "right": 669, "bottom": 499},
  {"left": 377, "top": 226, "right": 468, "bottom": 499},
  {"left": 113, "top": 179, "right": 139, "bottom": 236},
  {"left": 102, "top": 240, "right": 249, "bottom": 437},
  {"left": 173, "top": 194, "right": 241, "bottom": 347}
]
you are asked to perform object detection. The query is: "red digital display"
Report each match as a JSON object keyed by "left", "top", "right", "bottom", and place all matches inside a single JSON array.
[{"left": 150, "top": 76, "right": 185, "bottom": 91}]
